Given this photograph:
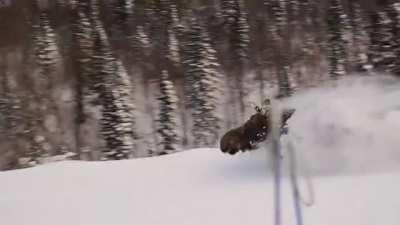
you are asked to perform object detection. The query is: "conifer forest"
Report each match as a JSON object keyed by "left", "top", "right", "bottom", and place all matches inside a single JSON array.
[{"left": 1, "top": 0, "right": 400, "bottom": 170}]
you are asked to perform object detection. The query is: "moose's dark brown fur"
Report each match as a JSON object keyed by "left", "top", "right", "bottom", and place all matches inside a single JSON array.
[
  {"left": 220, "top": 109, "right": 295, "bottom": 155},
  {"left": 220, "top": 113, "right": 270, "bottom": 155}
]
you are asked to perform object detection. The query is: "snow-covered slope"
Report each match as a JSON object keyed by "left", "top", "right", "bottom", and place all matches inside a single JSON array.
[
  {"left": 2, "top": 75, "right": 400, "bottom": 225},
  {"left": 0, "top": 148, "right": 399, "bottom": 225}
]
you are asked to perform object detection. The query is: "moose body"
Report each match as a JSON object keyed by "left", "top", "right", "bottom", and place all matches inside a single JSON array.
[{"left": 220, "top": 108, "right": 295, "bottom": 155}]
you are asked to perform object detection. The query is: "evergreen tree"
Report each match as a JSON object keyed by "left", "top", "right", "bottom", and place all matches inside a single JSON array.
[
  {"left": 326, "top": 0, "right": 348, "bottom": 78},
  {"left": 221, "top": 0, "right": 240, "bottom": 26},
  {"left": 293, "top": 0, "right": 321, "bottom": 87},
  {"left": 111, "top": 0, "right": 137, "bottom": 62},
  {"left": 33, "top": 12, "right": 59, "bottom": 86},
  {"left": 269, "top": 0, "right": 288, "bottom": 37},
  {"left": 267, "top": 0, "right": 293, "bottom": 98},
  {"left": 221, "top": 0, "right": 250, "bottom": 122},
  {"left": 251, "top": 11, "right": 270, "bottom": 100},
  {"left": 157, "top": 70, "right": 180, "bottom": 154},
  {"left": 387, "top": 1, "right": 400, "bottom": 75},
  {"left": 70, "top": 1, "right": 98, "bottom": 159},
  {"left": 99, "top": 60, "right": 138, "bottom": 160},
  {"left": 167, "top": 27, "right": 181, "bottom": 66},
  {"left": 56, "top": 0, "right": 67, "bottom": 8},
  {"left": 288, "top": 0, "right": 300, "bottom": 20},
  {"left": 182, "top": 18, "right": 222, "bottom": 147},
  {"left": 348, "top": 1, "right": 370, "bottom": 72},
  {"left": 132, "top": 24, "right": 159, "bottom": 156},
  {"left": 0, "top": 74, "right": 22, "bottom": 166},
  {"left": 90, "top": 0, "right": 138, "bottom": 160},
  {"left": 146, "top": 0, "right": 172, "bottom": 71},
  {"left": 368, "top": 9, "right": 396, "bottom": 73},
  {"left": 0, "top": 92, "right": 8, "bottom": 134},
  {"left": 231, "top": 0, "right": 250, "bottom": 97},
  {"left": 135, "top": 25, "right": 151, "bottom": 51},
  {"left": 166, "top": 4, "right": 182, "bottom": 66},
  {"left": 28, "top": 7, "right": 64, "bottom": 163},
  {"left": 114, "top": 0, "right": 135, "bottom": 31},
  {"left": 0, "top": 74, "right": 15, "bottom": 137}
]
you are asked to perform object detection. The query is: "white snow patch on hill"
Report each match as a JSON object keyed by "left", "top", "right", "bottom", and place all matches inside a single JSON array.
[{"left": 0, "top": 149, "right": 400, "bottom": 225}]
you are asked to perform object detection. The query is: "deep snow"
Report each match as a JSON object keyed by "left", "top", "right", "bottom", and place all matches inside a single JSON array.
[
  {"left": 0, "top": 149, "right": 400, "bottom": 225},
  {"left": 1, "top": 75, "right": 400, "bottom": 225}
]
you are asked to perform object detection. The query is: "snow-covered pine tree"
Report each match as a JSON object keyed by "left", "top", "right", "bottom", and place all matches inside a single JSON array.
[
  {"left": 147, "top": 0, "right": 170, "bottom": 71},
  {"left": 93, "top": 37, "right": 137, "bottom": 160},
  {"left": 166, "top": 3, "right": 182, "bottom": 66},
  {"left": 0, "top": 97, "right": 9, "bottom": 149},
  {"left": 0, "top": 72, "right": 22, "bottom": 164},
  {"left": 387, "top": 1, "right": 400, "bottom": 76},
  {"left": 267, "top": 0, "right": 293, "bottom": 98},
  {"left": 90, "top": 0, "right": 138, "bottom": 160},
  {"left": 28, "top": 6, "right": 64, "bottom": 163},
  {"left": 70, "top": 1, "right": 98, "bottom": 159},
  {"left": 269, "top": 0, "right": 288, "bottom": 39},
  {"left": 251, "top": 9, "right": 270, "bottom": 101},
  {"left": 326, "top": 0, "right": 348, "bottom": 78},
  {"left": 201, "top": 32, "right": 224, "bottom": 142},
  {"left": 0, "top": 75, "right": 13, "bottom": 137},
  {"left": 232, "top": 0, "right": 250, "bottom": 115},
  {"left": 0, "top": 89, "right": 8, "bottom": 135},
  {"left": 220, "top": 0, "right": 250, "bottom": 123},
  {"left": 114, "top": 0, "right": 135, "bottom": 32},
  {"left": 288, "top": 0, "right": 300, "bottom": 21},
  {"left": 394, "top": 1, "right": 400, "bottom": 76},
  {"left": 221, "top": 0, "right": 240, "bottom": 26},
  {"left": 131, "top": 3, "right": 183, "bottom": 156},
  {"left": 368, "top": 9, "right": 396, "bottom": 73},
  {"left": 182, "top": 18, "right": 203, "bottom": 110},
  {"left": 182, "top": 18, "right": 222, "bottom": 147},
  {"left": 157, "top": 70, "right": 180, "bottom": 154},
  {"left": 293, "top": 0, "right": 320, "bottom": 87},
  {"left": 348, "top": 1, "right": 370, "bottom": 72},
  {"left": 111, "top": 0, "right": 137, "bottom": 61},
  {"left": 132, "top": 24, "right": 160, "bottom": 156},
  {"left": 132, "top": 25, "right": 151, "bottom": 68},
  {"left": 35, "top": 13, "right": 59, "bottom": 63},
  {"left": 135, "top": 25, "right": 151, "bottom": 51},
  {"left": 56, "top": 0, "right": 67, "bottom": 8}
]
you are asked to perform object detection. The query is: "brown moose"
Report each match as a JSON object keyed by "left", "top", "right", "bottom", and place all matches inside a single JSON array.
[{"left": 219, "top": 108, "right": 295, "bottom": 155}]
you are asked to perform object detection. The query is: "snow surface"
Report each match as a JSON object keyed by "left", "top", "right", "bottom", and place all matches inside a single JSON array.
[
  {"left": 1, "top": 75, "right": 400, "bottom": 225},
  {"left": 0, "top": 148, "right": 400, "bottom": 225},
  {"left": 0, "top": 149, "right": 400, "bottom": 225}
]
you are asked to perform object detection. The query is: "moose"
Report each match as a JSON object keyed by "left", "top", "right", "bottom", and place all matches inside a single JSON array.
[{"left": 220, "top": 106, "right": 295, "bottom": 155}]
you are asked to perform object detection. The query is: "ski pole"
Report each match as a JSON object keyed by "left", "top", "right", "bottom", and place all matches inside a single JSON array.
[
  {"left": 270, "top": 99, "right": 282, "bottom": 225},
  {"left": 287, "top": 141, "right": 304, "bottom": 225},
  {"left": 272, "top": 137, "right": 282, "bottom": 225}
]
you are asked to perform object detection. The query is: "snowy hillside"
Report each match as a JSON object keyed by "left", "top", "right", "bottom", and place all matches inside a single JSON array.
[
  {"left": 2, "top": 75, "right": 400, "bottom": 225},
  {"left": 1, "top": 148, "right": 400, "bottom": 225}
]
